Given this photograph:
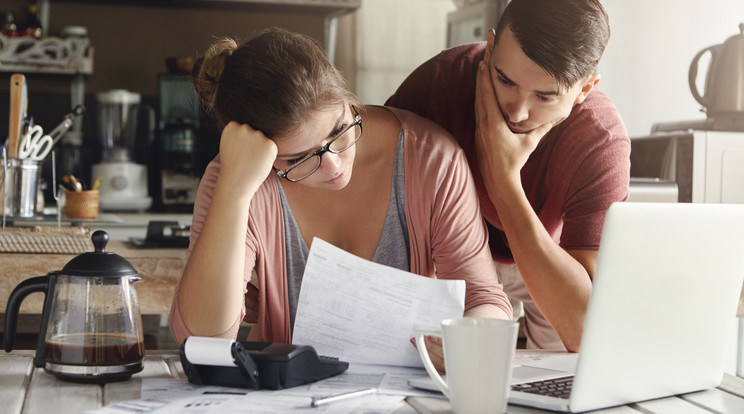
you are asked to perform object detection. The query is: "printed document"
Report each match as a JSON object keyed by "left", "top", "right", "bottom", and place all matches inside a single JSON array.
[{"left": 292, "top": 238, "right": 466, "bottom": 367}]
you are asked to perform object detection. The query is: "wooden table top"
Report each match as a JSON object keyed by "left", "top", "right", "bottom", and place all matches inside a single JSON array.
[{"left": 3, "top": 350, "right": 744, "bottom": 414}]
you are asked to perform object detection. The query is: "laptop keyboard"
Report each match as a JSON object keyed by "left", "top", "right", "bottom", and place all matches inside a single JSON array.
[{"left": 511, "top": 376, "right": 574, "bottom": 399}]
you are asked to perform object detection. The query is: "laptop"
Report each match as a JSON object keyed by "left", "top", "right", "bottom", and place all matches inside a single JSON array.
[{"left": 507, "top": 201, "right": 744, "bottom": 412}]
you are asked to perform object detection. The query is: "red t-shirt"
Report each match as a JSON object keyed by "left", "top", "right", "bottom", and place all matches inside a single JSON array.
[{"left": 387, "top": 42, "right": 631, "bottom": 263}]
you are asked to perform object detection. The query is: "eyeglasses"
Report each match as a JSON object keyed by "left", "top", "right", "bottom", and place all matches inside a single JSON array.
[{"left": 274, "top": 106, "right": 363, "bottom": 183}]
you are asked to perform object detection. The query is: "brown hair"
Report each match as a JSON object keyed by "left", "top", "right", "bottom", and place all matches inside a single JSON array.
[
  {"left": 495, "top": 0, "right": 610, "bottom": 91},
  {"left": 192, "top": 27, "right": 359, "bottom": 137}
]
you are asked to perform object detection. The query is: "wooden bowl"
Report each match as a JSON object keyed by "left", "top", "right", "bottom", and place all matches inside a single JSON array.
[{"left": 165, "top": 57, "right": 196, "bottom": 74}]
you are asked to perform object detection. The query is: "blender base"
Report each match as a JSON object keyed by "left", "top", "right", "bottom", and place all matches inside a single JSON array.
[{"left": 92, "top": 162, "right": 153, "bottom": 212}]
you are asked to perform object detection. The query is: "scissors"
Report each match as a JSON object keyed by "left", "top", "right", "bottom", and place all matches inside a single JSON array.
[{"left": 18, "top": 124, "right": 54, "bottom": 161}]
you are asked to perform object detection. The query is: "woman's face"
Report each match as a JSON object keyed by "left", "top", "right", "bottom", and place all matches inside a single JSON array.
[{"left": 273, "top": 105, "right": 357, "bottom": 190}]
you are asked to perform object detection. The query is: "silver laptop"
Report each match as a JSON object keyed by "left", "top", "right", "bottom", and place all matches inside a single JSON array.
[{"left": 509, "top": 201, "right": 744, "bottom": 412}]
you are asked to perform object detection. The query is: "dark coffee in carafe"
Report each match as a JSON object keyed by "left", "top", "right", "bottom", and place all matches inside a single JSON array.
[{"left": 45, "top": 333, "right": 144, "bottom": 366}]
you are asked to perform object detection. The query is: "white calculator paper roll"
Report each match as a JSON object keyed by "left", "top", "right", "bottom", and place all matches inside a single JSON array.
[{"left": 184, "top": 337, "right": 237, "bottom": 367}]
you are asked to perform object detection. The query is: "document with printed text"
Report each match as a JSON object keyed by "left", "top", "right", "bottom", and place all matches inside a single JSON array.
[{"left": 292, "top": 238, "right": 466, "bottom": 367}]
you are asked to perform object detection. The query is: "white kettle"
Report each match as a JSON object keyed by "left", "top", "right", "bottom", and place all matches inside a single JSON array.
[{"left": 689, "top": 23, "right": 744, "bottom": 116}]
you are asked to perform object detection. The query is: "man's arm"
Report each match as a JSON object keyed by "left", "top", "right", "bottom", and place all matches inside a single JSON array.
[{"left": 486, "top": 176, "right": 595, "bottom": 352}]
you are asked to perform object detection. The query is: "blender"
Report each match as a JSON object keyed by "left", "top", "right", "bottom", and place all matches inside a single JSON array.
[{"left": 92, "top": 89, "right": 153, "bottom": 211}]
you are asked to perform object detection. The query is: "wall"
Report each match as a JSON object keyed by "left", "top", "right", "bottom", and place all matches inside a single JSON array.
[
  {"left": 351, "top": 0, "right": 744, "bottom": 138},
  {"left": 598, "top": 0, "right": 744, "bottom": 137},
  {"left": 351, "top": 0, "right": 456, "bottom": 105}
]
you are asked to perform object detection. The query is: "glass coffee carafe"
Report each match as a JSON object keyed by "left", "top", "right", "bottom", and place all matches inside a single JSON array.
[{"left": 3, "top": 230, "right": 145, "bottom": 383}]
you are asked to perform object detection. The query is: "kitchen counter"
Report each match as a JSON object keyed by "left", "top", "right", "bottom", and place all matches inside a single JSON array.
[
  {"left": 5, "top": 211, "right": 193, "bottom": 241},
  {"left": 0, "top": 240, "right": 186, "bottom": 315},
  {"left": 86, "top": 212, "right": 193, "bottom": 241}
]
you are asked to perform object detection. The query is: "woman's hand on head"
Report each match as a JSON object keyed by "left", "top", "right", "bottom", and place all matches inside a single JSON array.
[{"left": 218, "top": 121, "right": 278, "bottom": 196}]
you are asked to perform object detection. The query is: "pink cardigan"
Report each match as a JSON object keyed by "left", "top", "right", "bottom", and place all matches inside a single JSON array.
[{"left": 170, "top": 107, "right": 512, "bottom": 344}]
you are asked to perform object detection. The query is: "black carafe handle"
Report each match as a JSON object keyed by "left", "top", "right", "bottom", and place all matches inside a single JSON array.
[{"left": 3, "top": 272, "right": 59, "bottom": 367}]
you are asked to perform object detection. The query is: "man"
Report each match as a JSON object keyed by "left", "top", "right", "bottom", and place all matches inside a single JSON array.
[{"left": 387, "top": 0, "right": 630, "bottom": 352}]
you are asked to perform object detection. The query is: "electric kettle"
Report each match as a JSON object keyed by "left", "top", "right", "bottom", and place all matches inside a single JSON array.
[
  {"left": 3, "top": 230, "right": 145, "bottom": 383},
  {"left": 689, "top": 23, "right": 744, "bottom": 116}
]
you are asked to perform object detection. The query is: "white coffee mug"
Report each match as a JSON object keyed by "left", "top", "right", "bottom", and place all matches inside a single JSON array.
[{"left": 415, "top": 317, "right": 519, "bottom": 414}]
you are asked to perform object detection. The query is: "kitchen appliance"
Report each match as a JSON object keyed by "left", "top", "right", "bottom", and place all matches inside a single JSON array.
[
  {"left": 179, "top": 337, "right": 349, "bottom": 390},
  {"left": 446, "top": 0, "right": 509, "bottom": 47},
  {"left": 91, "top": 89, "right": 153, "bottom": 211},
  {"left": 154, "top": 74, "right": 202, "bottom": 211},
  {"left": 689, "top": 23, "right": 744, "bottom": 118},
  {"left": 3, "top": 230, "right": 145, "bottom": 383},
  {"left": 129, "top": 220, "right": 190, "bottom": 248},
  {"left": 631, "top": 127, "right": 744, "bottom": 204}
]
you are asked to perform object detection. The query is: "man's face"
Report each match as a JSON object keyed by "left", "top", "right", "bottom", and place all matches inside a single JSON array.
[{"left": 484, "top": 27, "right": 598, "bottom": 134}]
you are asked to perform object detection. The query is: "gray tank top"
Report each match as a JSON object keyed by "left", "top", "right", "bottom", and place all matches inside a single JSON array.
[{"left": 277, "top": 130, "right": 409, "bottom": 331}]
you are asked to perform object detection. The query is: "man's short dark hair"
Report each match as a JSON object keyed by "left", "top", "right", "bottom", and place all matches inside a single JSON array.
[{"left": 495, "top": 0, "right": 610, "bottom": 91}]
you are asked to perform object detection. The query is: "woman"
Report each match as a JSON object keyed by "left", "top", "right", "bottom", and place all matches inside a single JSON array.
[{"left": 169, "top": 28, "right": 512, "bottom": 360}]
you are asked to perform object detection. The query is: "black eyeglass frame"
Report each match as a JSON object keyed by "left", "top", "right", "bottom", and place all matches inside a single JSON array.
[{"left": 273, "top": 105, "right": 363, "bottom": 183}]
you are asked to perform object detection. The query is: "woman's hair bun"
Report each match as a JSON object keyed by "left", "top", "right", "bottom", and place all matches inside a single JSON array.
[{"left": 191, "top": 38, "right": 239, "bottom": 108}]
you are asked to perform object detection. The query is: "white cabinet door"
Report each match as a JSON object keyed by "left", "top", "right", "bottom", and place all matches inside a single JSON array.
[
  {"left": 721, "top": 148, "right": 744, "bottom": 204},
  {"left": 701, "top": 131, "right": 744, "bottom": 203}
]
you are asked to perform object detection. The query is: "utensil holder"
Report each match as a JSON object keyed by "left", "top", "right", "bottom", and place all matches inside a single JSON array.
[
  {"left": 2, "top": 158, "right": 41, "bottom": 218},
  {"left": 63, "top": 190, "right": 99, "bottom": 219}
]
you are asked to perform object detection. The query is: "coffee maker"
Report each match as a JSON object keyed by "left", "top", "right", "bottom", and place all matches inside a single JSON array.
[
  {"left": 91, "top": 89, "right": 154, "bottom": 211},
  {"left": 154, "top": 74, "right": 202, "bottom": 211}
]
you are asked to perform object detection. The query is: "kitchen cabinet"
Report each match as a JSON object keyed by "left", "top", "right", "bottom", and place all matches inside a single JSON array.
[
  {"left": 3, "top": 1, "right": 361, "bottom": 99},
  {"left": 35, "top": 0, "right": 360, "bottom": 63},
  {"left": 48, "top": 0, "right": 360, "bottom": 13}
]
